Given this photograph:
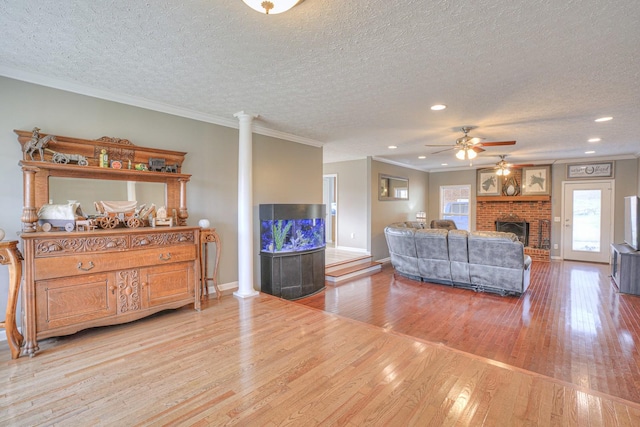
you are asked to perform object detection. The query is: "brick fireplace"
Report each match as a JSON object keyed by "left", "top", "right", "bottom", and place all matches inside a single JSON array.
[{"left": 476, "top": 171, "right": 551, "bottom": 261}]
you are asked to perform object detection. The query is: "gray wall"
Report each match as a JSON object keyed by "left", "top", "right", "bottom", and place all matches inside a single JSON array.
[
  {"left": 370, "top": 159, "right": 429, "bottom": 260},
  {"left": 428, "top": 160, "right": 638, "bottom": 259},
  {"left": 323, "top": 159, "right": 369, "bottom": 251},
  {"left": 427, "top": 169, "right": 477, "bottom": 229},
  {"left": 0, "top": 76, "right": 322, "bottom": 329}
]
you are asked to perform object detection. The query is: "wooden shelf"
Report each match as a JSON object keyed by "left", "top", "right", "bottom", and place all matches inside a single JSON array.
[{"left": 477, "top": 195, "right": 551, "bottom": 202}]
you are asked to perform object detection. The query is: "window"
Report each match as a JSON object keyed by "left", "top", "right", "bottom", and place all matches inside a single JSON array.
[{"left": 440, "top": 185, "right": 471, "bottom": 231}]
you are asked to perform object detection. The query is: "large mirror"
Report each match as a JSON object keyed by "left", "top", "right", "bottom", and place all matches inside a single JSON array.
[
  {"left": 49, "top": 177, "right": 166, "bottom": 215},
  {"left": 379, "top": 174, "right": 409, "bottom": 201}
]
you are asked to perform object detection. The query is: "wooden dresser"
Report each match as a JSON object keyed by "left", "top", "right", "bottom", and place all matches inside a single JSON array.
[{"left": 15, "top": 129, "right": 200, "bottom": 356}]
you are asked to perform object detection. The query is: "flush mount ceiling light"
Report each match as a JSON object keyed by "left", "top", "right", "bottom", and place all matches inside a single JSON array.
[
  {"left": 388, "top": 145, "right": 397, "bottom": 149},
  {"left": 418, "top": 155, "right": 426, "bottom": 159},
  {"left": 594, "top": 116, "right": 613, "bottom": 122},
  {"left": 588, "top": 138, "right": 601, "bottom": 142},
  {"left": 430, "top": 104, "right": 447, "bottom": 111},
  {"left": 242, "top": 0, "right": 304, "bottom": 14}
]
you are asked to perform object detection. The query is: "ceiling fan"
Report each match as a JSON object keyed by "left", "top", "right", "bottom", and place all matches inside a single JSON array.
[
  {"left": 426, "top": 127, "right": 516, "bottom": 162},
  {"left": 492, "top": 155, "right": 534, "bottom": 176}
]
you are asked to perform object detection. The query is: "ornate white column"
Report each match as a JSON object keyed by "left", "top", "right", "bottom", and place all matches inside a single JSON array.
[{"left": 234, "top": 111, "right": 259, "bottom": 298}]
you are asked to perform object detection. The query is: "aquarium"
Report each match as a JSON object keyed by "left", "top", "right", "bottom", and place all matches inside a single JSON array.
[
  {"left": 261, "top": 218, "right": 325, "bottom": 253},
  {"left": 259, "top": 204, "right": 326, "bottom": 253}
]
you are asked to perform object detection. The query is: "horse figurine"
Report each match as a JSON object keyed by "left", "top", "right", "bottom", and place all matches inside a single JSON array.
[{"left": 23, "top": 127, "right": 56, "bottom": 161}]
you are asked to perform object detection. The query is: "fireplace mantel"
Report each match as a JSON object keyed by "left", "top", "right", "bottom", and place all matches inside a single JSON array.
[{"left": 477, "top": 195, "right": 550, "bottom": 202}]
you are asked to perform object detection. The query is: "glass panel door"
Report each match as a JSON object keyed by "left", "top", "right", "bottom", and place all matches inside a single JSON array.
[{"left": 562, "top": 181, "right": 613, "bottom": 263}]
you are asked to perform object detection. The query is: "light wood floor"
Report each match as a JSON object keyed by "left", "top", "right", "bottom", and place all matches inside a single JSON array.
[{"left": 2, "top": 262, "right": 640, "bottom": 425}]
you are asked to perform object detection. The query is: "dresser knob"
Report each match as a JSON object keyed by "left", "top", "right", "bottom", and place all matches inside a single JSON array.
[{"left": 77, "top": 261, "right": 95, "bottom": 271}]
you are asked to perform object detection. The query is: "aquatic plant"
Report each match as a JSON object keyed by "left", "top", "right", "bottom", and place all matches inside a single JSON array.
[
  {"left": 272, "top": 220, "right": 292, "bottom": 251},
  {"left": 290, "top": 229, "right": 311, "bottom": 250}
]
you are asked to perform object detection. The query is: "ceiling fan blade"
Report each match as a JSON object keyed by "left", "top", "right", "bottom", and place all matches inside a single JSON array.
[
  {"left": 510, "top": 163, "right": 535, "bottom": 168},
  {"left": 478, "top": 140, "right": 516, "bottom": 147},
  {"left": 470, "top": 146, "right": 485, "bottom": 153},
  {"left": 430, "top": 147, "right": 456, "bottom": 154},
  {"left": 424, "top": 144, "right": 454, "bottom": 147}
]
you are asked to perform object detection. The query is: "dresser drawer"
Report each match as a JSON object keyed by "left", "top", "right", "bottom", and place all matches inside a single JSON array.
[{"left": 34, "top": 244, "right": 196, "bottom": 281}]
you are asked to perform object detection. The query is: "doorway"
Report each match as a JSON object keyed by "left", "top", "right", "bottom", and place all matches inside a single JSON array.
[
  {"left": 562, "top": 181, "right": 614, "bottom": 263},
  {"left": 323, "top": 174, "right": 337, "bottom": 245}
]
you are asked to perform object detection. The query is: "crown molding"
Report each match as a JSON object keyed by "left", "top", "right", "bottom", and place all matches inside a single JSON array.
[{"left": 0, "top": 66, "right": 324, "bottom": 148}]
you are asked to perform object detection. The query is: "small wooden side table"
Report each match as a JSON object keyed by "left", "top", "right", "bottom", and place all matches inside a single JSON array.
[
  {"left": 200, "top": 228, "right": 222, "bottom": 300},
  {"left": 0, "top": 240, "right": 24, "bottom": 359}
]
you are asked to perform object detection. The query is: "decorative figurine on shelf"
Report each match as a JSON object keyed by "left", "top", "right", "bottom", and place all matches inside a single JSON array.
[
  {"left": 50, "top": 150, "right": 89, "bottom": 166},
  {"left": 23, "top": 127, "right": 56, "bottom": 161},
  {"left": 148, "top": 158, "right": 166, "bottom": 172},
  {"left": 99, "top": 149, "right": 109, "bottom": 168},
  {"left": 151, "top": 206, "right": 174, "bottom": 227},
  {"left": 135, "top": 163, "right": 148, "bottom": 171}
]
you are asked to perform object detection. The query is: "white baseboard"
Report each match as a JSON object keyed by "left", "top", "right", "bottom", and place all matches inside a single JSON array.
[
  {"left": 377, "top": 257, "right": 391, "bottom": 264},
  {"left": 207, "top": 281, "right": 239, "bottom": 297},
  {"left": 334, "top": 246, "right": 369, "bottom": 253}
]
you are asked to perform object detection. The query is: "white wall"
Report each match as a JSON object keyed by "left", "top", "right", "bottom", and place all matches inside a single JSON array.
[{"left": 0, "top": 76, "right": 322, "bottom": 335}]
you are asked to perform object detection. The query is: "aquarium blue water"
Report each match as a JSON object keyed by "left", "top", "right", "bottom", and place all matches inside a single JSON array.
[{"left": 261, "top": 218, "right": 325, "bottom": 253}]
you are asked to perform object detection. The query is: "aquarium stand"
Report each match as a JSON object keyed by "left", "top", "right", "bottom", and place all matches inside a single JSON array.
[
  {"left": 260, "top": 248, "right": 325, "bottom": 300},
  {"left": 259, "top": 204, "right": 326, "bottom": 300}
]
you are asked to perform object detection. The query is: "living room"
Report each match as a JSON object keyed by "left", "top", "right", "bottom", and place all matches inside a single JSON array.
[{"left": 1, "top": 1, "right": 640, "bottom": 424}]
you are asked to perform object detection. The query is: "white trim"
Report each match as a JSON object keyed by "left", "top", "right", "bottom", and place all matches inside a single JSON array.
[
  {"left": 335, "top": 245, "right": 369, "bottom": 253},
  {"left": 0, "top": 66, "right": 324, "bottom": 148}
]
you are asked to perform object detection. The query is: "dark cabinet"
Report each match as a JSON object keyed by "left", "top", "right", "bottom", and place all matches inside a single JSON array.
[
  {"left": 261, "top": 248, "right": 325, "bottom": 300},
  {"left": 611, "top": 244, "right": 640, "bottom": 295}
]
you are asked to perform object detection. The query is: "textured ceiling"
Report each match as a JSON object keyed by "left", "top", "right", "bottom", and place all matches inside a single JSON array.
[{"left": 1, "top": 0, "right": 639, "bottom": 171}]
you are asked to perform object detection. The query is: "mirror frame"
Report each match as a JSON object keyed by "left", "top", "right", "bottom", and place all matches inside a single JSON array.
[
  {"left": 378, "top": 174, "right": 409, "bottom": 201},
  {"left": 15, "top": 129, "right": 191, "bottom": 232}
]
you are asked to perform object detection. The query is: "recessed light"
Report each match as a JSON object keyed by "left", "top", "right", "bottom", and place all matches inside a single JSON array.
[
  {"left": 388, "top": 145, "right": 397, "bottom": 149},
  {"left": 430, "top": 104, "right": 447, "bottom": 111},
  {"left": 441, "top": 163, "right": 448, "bottom": 166},
  {"left": 588, "top": 138, "right": 601, "bottom": 142},
  {"left": 595, "top": 116, "right": 612, "bottom": 122},
  {"left": 585, "top": 150, "right": 596, "bottom": 154},
  {"left": 418, "top": 155, "right": 426, "bottom": 159}
]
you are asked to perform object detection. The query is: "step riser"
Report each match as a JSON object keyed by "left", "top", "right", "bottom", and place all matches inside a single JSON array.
[
  {"left": 325, "top": 257, "right": 373, "bottom": 274},
  {"left": 326, "top": 265, "right": 382, "bottom": 284}
]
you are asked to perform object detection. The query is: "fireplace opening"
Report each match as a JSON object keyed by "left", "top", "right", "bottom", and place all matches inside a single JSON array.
[{"left": 495, "top": 214, "right": 529, "bottom": 247}]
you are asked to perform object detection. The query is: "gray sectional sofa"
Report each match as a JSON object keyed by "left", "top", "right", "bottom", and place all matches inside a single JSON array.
[{"left": 384, "top": 222, "right": 532, "bottom": 296}]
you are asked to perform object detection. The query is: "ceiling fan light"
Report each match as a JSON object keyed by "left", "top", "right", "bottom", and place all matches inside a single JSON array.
[
  {"left": 496, "top": 169, "right": 503, "bottom": 176},
  {"left": 242, "top": 0, "right": 302, "bottom": 14},
  {"left": 503, "top": 169, "right": 510, "bottom": 175},
  {"left": 455, "top": 149, "right": 466, "bottom": 160},
  {"left": 467, "top": 149, "right": 477, "bottom": 160}
]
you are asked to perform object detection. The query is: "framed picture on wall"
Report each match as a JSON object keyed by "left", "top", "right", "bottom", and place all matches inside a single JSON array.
[
  {"left": 521, "top": 166, "right": 551, "bottom": 195},
  {"left": 476, "top": 169, "right": 501, "bottom": 196}
]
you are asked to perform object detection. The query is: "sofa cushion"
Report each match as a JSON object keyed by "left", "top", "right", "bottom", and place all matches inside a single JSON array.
[
  {"left": 384, "top": 226, "right": 420, "bottom": 277},
  {"left": 448, "top": 229, "right": 471, "bottom": 285},
  {"left": 468, "top": 231, "right": 525, "bottom": 269},
  {"left": 447, "top": 230, "right": 469, "bottom": 262},
  {"left": 415, "top": 229, "right": 452, "bottom": 283}
]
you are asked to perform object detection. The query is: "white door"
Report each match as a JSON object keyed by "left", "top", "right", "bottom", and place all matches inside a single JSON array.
[{"left": 562, "top": 181, "right": 613, "bottom": 263}]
